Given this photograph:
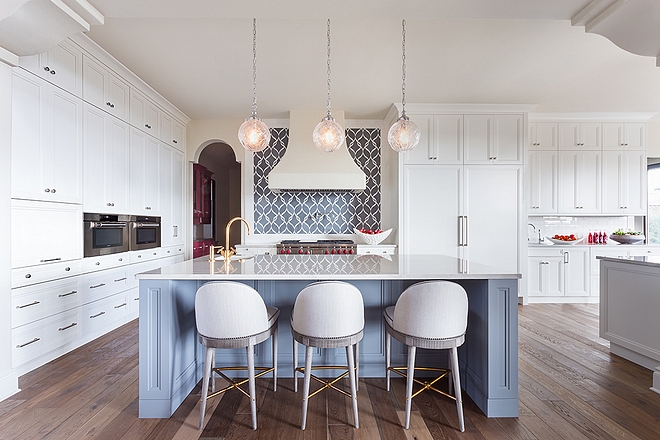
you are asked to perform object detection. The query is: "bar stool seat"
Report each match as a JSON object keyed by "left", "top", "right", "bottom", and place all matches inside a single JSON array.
[
  {"left": 195, "top": 281, "right": 279, "bottom": 430},
  {"left": 384, "top": 280, "right": 468, "bottom": 432},
  {"left": 291, "top": 281, "right": 364, "bottom": 430}
]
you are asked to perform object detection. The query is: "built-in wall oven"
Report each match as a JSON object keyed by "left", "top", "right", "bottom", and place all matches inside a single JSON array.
[
  {"left": 83, "top": 213, "right": 131, "bottom": 257},
  {"left": 130, "top": 215, "right": 161, "bottom": 251}
]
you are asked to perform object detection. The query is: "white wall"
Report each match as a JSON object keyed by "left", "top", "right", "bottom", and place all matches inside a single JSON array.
[{"left": 0, "top": 59, "right": 19, "bottom": 399}]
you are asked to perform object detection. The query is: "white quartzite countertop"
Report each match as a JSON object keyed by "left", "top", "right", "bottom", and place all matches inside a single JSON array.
[
  {"left": 596, "top": 255, "right": 660, "bottom": 268},
  {"left": 136, "top": 254, "right": 521, "bottom": 281}
]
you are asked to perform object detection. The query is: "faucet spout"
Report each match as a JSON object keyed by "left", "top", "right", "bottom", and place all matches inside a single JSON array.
[{"left": 222, "top": 217, "right": 251, "bottom": 260}]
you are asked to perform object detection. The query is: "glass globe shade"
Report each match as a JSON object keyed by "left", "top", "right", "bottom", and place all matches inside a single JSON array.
[
  {"left": 313, "top": 116, "right": 345, "bottom": 152},
  {"left": 388, "top": 116, "right": 421, "bottom": 152},
  {"left": 238, "top": 117, "right": 271, "bottom": 152}
]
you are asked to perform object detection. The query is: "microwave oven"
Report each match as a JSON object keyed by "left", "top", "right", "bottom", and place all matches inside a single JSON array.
[
  {"left": 83, "top": 213, "right": 131, "bottom": 257},
  {"left": 130, "top": 215, "right": 161, "bottom": 251}
]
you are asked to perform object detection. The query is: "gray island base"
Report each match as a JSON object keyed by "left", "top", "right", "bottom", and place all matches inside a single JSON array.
[{"left": 136, "top": 254, "right": 520, "bottom": 419}]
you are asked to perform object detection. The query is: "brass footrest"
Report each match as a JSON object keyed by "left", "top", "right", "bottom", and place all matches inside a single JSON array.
[
  {"left": 205, "top": 366, "right": 275, "bottom": 400},
  {"left": 388, "top": 366, "right": 455, "bottom": 401},
  {"left": 295, "top": 365, "right": 357, "bottom": 400}
]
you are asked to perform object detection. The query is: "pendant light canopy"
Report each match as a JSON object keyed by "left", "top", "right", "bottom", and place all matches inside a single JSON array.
[
  {"left": 388, "top": 19, "right": 420, "bottom": 152},
  {"left": 313, "top": 19, "right": 345, "bottom": 153},
  {"left": 238, "top": 18, "right": 271, "bottom": 153}
]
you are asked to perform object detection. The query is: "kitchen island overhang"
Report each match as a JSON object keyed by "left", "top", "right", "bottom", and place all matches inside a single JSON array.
[{"left": 136, "top": 254, "right": 521, "bottom": 419}]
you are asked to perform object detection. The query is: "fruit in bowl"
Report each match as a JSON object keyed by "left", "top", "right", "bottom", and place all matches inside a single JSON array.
[
  {"left": 546, "top": 234, "right": 583, "bottom": 244},
  {"left": 354, "top": 228, "right": 392, "bottom": 245},
  {"left": 553, "top": 234, "right": 577, "bottom": 241}
]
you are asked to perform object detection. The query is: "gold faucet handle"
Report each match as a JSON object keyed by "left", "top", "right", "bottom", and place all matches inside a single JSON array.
[{"left": 209, "top": 245, "right": 225, "bottom": 261}]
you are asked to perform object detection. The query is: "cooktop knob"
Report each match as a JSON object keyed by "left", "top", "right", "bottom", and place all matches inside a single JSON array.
[
  {"left": 348, "top": 249, "right": 354, "bottom": 254},
  {"left": 286, "top": 249, "right": 291, "bottom": 254},
  {"left": 298, "top": 249, "right": 304, "bottom": 254},
  {"left": 306, "top": 250, "right": 311, "bottom": 255},
  {"left": 331, "top": 249, "right": 336, "bottom": 254},
  {"left": 280, "top": 249, "right": 286, "bottom": 254},
  {"left": 324, "top": 250, "right": 329, "bottom": 254}
]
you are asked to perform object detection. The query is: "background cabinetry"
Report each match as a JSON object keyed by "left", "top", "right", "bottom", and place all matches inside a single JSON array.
[
  {"left": 559, "top": 122, "right": 601, "bottom": 150},
  {"left": 82, "top": 55, "right": 130, "bottom": 120},
  {"left": 558, "top": 151, "right": 601, "bottom": 214},
  {"left": 602, "top": 151, "right": 646, "bottom": 214},
  {"left": 19, "top": 39, "right": 83, "bottom": 97},
  {"left": 528, "top": 247, "right": 589, "bottom": 301},
  {"left": 527, "top": 150, "right": 557, "bottom": 213},
  {"left": 193, "top": 163, "right": 213, "bottom": 225},
  {"left": 129, "top": 128, "right": 161, "bottom": 215},
  {"left": 160, "top": 145, "right": 185, "bottom": 246},
  {"left": 129, "top": 89, "right": 160, "bottom": 137}
]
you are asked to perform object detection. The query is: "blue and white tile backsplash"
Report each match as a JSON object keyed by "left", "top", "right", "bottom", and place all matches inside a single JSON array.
[{"left": 253, "top": 128, "right": 381, "bottom": 234}]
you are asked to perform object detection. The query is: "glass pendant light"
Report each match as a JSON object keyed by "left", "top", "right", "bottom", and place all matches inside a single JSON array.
[
  {"left": 313, "top": 19, "right": 345, "bottom": 153},
  {"left": 388, "top": 19, "right": 420, "bottom": 152},
  {"left": 238, "top": 18, "right": 271, "bottom": 153}
]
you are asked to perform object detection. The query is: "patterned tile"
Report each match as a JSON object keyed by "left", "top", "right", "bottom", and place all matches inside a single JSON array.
[{"left": 253, "top": 128, "right": 381, "bottom": 234}]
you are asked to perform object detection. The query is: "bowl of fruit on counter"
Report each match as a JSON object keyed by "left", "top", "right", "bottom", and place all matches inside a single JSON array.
[
  {"left": 546, "top": 234, "right": 583, "bottom": 245},
  {"left": 354, "top": 228, "right": 392, "bottom": 245},
  {"left": 609, "top": 229, "right": 645, "bottom": 245}
]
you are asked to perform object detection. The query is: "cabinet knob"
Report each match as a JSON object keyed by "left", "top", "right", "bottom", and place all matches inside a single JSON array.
[
  {"left": 25, "top": 273, "right": 31, "bottom": 279},
  {"left": 51, "top": 188, "right": 56, "bottom": 193},
  {"left": 173, "top": 139, "right": 178, "bottom": 144},
  {"left": 65, "top": 267, "right": 70, "bottom": 271},
  {"left": 44, "top": 67, "right": 50, "bottom": 72},
  {"left": 45, "top": 188, "right": 50, "bottom": 193},
  {"left": 50, "top": 70, "right": 56, "bottom": 75},
  {"left": 145, "top": 124, "right": 151, "bottom": 129}
]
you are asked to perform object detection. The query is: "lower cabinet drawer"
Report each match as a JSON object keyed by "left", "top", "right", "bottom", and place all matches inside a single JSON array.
[
  {"left": 12, "top": 309, "right": 82, "bottom": 368},
  {"left": 81, "top": 268, "right": 129, "bottom": 304},
  {"left": 12, "top": 277, "right": 81, "bottom": 329},
  {"left": 83, "top": 293, "right": 129, "bottom": 335}
]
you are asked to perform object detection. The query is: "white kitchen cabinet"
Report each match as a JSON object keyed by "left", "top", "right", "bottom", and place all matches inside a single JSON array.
[
  {"left": 529, "top": 122, "right": 558, "bottom": 150},
  {"left": 602, "top": 151, "right": 646, "bottom": 215},
  {"left": 172, "top": 119, "right": 185, "bottom": 151},
  {"left": 160, "top": 111, "right": 186, "bottom": 150},
  {"left": 19, "top": 39, "right": 83, "bottom": 97},
  {"left": 11, "top": 70, "right": 83, "bottom": 204},
  {"left": 82, "top": 55, "right": 130, "bottom": 121},
  {"left": 401, "top": 164, "right": 521, "bottom": 274},
  {"left": 602, "top": 122, "right": 645, "bottom": 150},
  {"left": 12, "top": 277, "right": 81, "bottom": 329},
  {"left": 558, "top": 151, "right": 601, "bottom": 214},
  {"left": 160, "top": 144, "right": 185, "bottom": 246},
  {"left": 129, "top": 88, "right": 160, "bottom": 137},
  {"left": 83, "top": 103, "right": 130, "bottom": 214},
  {"left": 527, "top": 254, "right": 563, "bottom": 297},
  {"left": 129, "top": 128, "right": 161, "bottom": 215},
  {"left": 11, "top": 200, "right": 83, "bottom": 269},
  {"left": 528, "top": 247, "right": 589, "bottom": 299},
  {"left": 464, "top": 114, "right": 523, "bottom": 164},
  {"left": 83, "top": 291, "right": 129, "bottom": 338},
  {"left": 558, "top": 122, "right": 601, "bottom": 150},
  {"left": 527, "top": 151, "right": 558, "bottom": 214}
]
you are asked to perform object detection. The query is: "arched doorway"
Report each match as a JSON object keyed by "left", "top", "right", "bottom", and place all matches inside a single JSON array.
[{"left": 193, "top": 142, "right": 241, "bottom": 255}]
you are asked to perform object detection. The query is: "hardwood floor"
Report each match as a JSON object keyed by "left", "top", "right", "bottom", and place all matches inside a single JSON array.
[{"left": 2, "top": 303, "right": 660, "bottom": 439}]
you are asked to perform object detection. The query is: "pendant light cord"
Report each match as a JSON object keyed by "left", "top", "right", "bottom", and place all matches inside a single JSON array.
[
  {"left": 400, "top": 19, "right": 408, "bottom": 119},
  {"left": 326, "top": 18, "right": 332, "bottom": 118},
  {"left": 251, "top": 18, "right": 258, "bottom": 118}
]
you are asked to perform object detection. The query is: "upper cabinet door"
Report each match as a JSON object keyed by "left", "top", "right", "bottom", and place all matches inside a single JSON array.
[
  {"left": 401, "top": 114, "right": 434, "bottom": 164},
  {"left": 527, "top": 151, "right": 557, "bottom": 214},
  {"left": 558, "top": 122, "right": 601, "bottom": 150},
  {"left": 464, "top": 114, "right": 523, "bottom": 164},
  {"left": 19, "top": 39, "right": 83, "bottom": 97},
  {"left": 558, "top": 151, "right": 601, "bottom": 214},
  {"left": 433, "top": 115, "right": 463, "bottom": 164},
  {"left": 171, "top": 119, "right": 185, "bottom": 151},
  {"left": 603, "top": 122, "right": 646, "bottom": 150},
  {"left": 529, "top": 122, "right": 558, "bottom": 150},
  {"left": 130, "top": 89, "right": 160, "bottom": 137},
  {"left": 83, "top": 55, "right": 130, "bottom": 121}
]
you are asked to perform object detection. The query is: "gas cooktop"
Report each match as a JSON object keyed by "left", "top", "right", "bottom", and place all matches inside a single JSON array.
[{"left": 276, "top": 240, "right": 356, "bottom": 255}]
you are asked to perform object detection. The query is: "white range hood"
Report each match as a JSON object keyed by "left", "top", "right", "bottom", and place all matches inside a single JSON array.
[{"left": 267, "top": 110, "right": 366, "bottom": 192}]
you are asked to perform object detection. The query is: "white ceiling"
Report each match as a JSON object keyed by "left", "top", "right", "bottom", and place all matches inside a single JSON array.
[{"left": 81, "top": 0, "right": 660, "bottom": 121}]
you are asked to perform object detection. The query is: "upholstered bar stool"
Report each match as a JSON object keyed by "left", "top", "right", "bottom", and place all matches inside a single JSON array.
[
  {"left": 194, "top": 281, "right": 279, "bottom": 431},
  {"left": 384, "top": 280, "right": 468, "bottom": 432},
  {"left": 290, "top": 281, "right": 364, "bottom": 430}
]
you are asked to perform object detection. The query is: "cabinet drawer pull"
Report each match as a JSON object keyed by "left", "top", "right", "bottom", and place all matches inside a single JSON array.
[
  {"left": 40, "top": 258, "right": 62, "bottom": 263},
  {"left": 90, "top": 311, "right": 106, "bottom": 319},
  {"left": 114, "top": 277, "right": 127, "bottom": 282},
  {"left": 16, "top": 338, "right": 40, "bottom": 348},
  {"left": 90, "top": 283, "right": 106, "bottom": 289},
  {"left": 58, "top": 290, "right": 77, "bottom": 298},
  {"left": 58, "top": 322, "right": 77, "bottom": 331},
  {"left": 114, "top": 303, "right": 127, "bottom": 309},
  {"left": 134, "top": 297, "right": 139, "bottom": 301},
  {"left": 16, "top": 301, "right": 40, "bottom": 309}
]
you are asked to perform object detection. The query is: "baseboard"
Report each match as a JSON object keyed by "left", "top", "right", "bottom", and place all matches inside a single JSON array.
[{"left": 0, "top": 369, "right": 19, "bottom": 402}]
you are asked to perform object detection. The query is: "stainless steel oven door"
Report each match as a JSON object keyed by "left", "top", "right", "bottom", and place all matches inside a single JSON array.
[
  {"left": 83, "top": 214, "right": 130, "bottom": 257},
  {"left": 130, "top": 216, "right": 161, "bottom": 251}
]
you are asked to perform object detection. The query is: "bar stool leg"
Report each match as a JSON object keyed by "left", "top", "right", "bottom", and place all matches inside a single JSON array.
[
  {"left": 404, "top": 345, "right": 417, "bottom": 430},
  {"left": 450, "top": 346, "right": 465, "bottom": 432},
  {"left": 247, "top": 343, "right": 257, "bottom": 430},
  {"left": 293, "top": 339, "right": 299, "bottom": 392},
  {"left": 355, "top": 341, "right": 360, "bottom": 391},
  {"left": 199, "top": 347, "right": 214, "bottom": 430},
  {"left": 385, "top": 331, "right": 391, "bottom": 391},
  {"left": 301, "top": 345, "right": 314, "bottom": 430},
  {"left": 347, "top": 344, "right": 359, "bottom": 428},
  {"left": 273, "top": 325, "right": 278, "bottom": 392}
]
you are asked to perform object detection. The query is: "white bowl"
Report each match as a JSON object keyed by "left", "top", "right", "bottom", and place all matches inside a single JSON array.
[
  {"left": 546, "top": 236, "right": 583, "bottom": 245},
  {"left": 354, "top": 228, "right": 392, "bottom": 245}
]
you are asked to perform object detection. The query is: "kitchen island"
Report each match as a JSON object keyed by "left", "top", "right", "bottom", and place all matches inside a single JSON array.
[
  {"left": 598, "top": 256, "right": 660, "bottom": 394},
  {"left": 136, "top": 254, "right": 520, "bottom": 419}
]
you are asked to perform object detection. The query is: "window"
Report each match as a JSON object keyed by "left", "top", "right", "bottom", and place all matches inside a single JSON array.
[{"left": 648, "top": 163, "right": 660, "bottom": 244}]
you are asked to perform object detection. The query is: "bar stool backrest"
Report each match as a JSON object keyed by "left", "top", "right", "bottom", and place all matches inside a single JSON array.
[
  {"left": 393, "top": 281, "right": 468, "bottom": 339},
  {"left": 195, "top": 281, "right": 269, "bottom": 339},
  {"left": 291, "top": 281, "right": 364, "bottom": 338}
]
